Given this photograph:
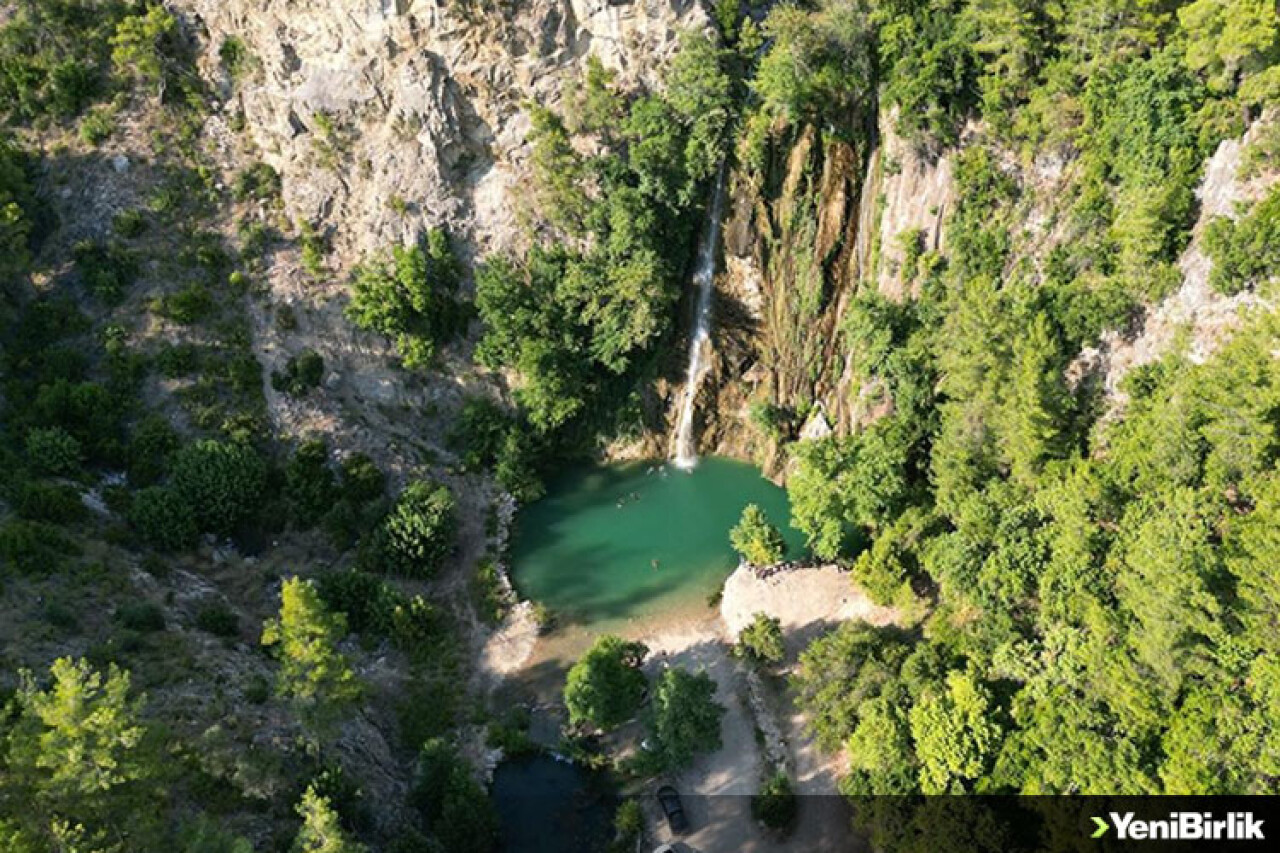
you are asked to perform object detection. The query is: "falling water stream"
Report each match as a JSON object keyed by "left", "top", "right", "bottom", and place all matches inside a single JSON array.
[{"left": 671, "top": 164, "right": 728, "bottom": 469}]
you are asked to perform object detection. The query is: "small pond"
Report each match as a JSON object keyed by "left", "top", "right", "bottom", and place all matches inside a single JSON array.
[
  {"left": 511, "top": 457, "right": 805, "bottom": 630},
  {"left": 492, "top": 754, "right": 616, "bottom": 853}
]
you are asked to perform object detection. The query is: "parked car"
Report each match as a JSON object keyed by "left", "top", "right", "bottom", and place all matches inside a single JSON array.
[{"left": 656, "top": 785, "right": 689, "bottom": 834}]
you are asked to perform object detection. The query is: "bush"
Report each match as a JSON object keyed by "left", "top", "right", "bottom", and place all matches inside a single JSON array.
[
  {"left": 752, "top": 771, "right": 797, "bottom": 830},
  {"left": 152, "top": 284, "right": 215, "bottom": 324},
  {"left": 410, "top": 738, "right": 500, "bottom": 853},
  {"left": 648, "top": 667, "right": 724, "bottom": 770},
  {"left": 112, "top": 208, "right": 147, "bottom": 238},
  {"left": 369, "top": 480, "right": 456, "bottom": 578},
  {"left": 317, "top": 570, "right": 401, "bottom": 635},
  {"left": 271, "top": 349, "right": 324, "bottom": 396},
  {"left": 339, "top": 453, "right": 385, "bottom": 504},
  {"left": 0, "top": 520, "right": 78, "bottom": 576},
  {"left": 285, "top": 439, "right": 337, "bottom": 527},
  {"left": 472, "top": 558, "right": 509, "bottom": 625},
  {"left": 232, "top": 162, "right": 279, "bottom": 202},
  {"left": 25, "top": 427, "right": 83, "bottom": 476},
  {"left": 15, "top": 481, "right": 86, "bottom": 524},
  {"left": 78, "top": 107, "right": 114, "bottom": 144},
  {"left": 128, "top": 486, "right": 197, "bottom": 550},
  {"left": 610, "top": 800, "right": 643, "bottom": 853},
  {"left": 449, "top": 397, "right": 545, "bottom": 502},
  {"left": 1204, "top": 186, "right": 1280, "bottom": 295},
  {"left": 345, "top": 230, "right": 465, "bottom": 370},
  {"left": 194, "top": 601, "right": 240, "bottom": 638},
  {"left": 73, "top": 239, "right": 138, "bottom": 303},
  {"left": 127, "top": 415, "right": 180, "bottom": 486},
  {"left": 735, "top": 612, "right": 785, "bottom": 664},
  {"left": 117, "top": 601, "right": 165, "bottom": 632},
  {"left": 171, "top": 440, "right": 266, "bottom": 534}
]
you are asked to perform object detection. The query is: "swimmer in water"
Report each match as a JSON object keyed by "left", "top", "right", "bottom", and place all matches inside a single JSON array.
[{"left": 651, "top": 559, "right": 659, "bottom": 571}]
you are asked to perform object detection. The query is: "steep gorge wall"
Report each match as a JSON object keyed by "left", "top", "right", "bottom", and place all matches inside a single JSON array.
[
  {"left": 701, "top": 108, "right": 954, "bottom": 474},
  {"left": 167, "top": 0, "right": 711, "bottom": 477},
  {"left": 179, "top": 0, "right": 708, "bottom": 263}
]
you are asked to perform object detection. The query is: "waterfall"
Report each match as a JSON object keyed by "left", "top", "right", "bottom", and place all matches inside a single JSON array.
[{"left": 671, "top": 164, "right": 728, "bottom": 470}]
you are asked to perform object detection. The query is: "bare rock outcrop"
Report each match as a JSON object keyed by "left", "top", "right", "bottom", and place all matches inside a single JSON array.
[{"left": 178, "top": 0, "right": 708, "bottom": 264}]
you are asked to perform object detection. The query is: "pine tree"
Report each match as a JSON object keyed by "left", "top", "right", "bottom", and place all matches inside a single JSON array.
[
  {"left": 262, "top": 577, "right": 362, "bottom": 733},
  {"left": 8, "top": 657, "right": 146, "bottom": 804},
  {"left": 293, "top": 785, "right": 367, "bottom": 853}
]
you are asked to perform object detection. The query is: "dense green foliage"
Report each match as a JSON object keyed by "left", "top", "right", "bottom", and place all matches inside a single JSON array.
[
  {"left": 448, "top": 396, "right": 544, "bottom": 502},
  {"left": 735, "top": 611, "right": 786, "bottom": 664},
  {"left": 409, "top": 739, "right": 499, "bottom": 853},
  {"left": 744, "top": 0, "right": 1280, "bottom": 818},
  {"left": 293, "top": 785, "right": 368, "bottom": 853},
  {"left": 751, "top": 771, "right": 798, "bottom": 831},
  {"left": 563, "top": 634, "right": 648, "bottom": 731},
  {"left": 262, "top": 577, "right": 362, "bottom": 733},
  {"left": 646, "top": 666, "right": 724, "bottom": 771},
  {"left": 1, "top": 657, "right": 152, "bottom": 849},
  {"left": 171, "top": 439, "right": 267, "bottom": 534},
  {"left": 1204, "top": 183, "right": 1280, "bottom": 293},
  {"left": 475, "top": 37, "right": 733, "bottom": 445},
  {"left": 366, "top": 479, "right": 457, "bottom": 578},
  {"left": 728, "top": 504, "right": 787, "bottom": 565},
  {"left": 346, "top": 230, "right": 466, "bottom": 369}
]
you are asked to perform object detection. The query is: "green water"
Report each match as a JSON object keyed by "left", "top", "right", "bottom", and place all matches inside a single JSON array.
[{"left": 511, "top": 457, "right": 805, "bottom": 626}]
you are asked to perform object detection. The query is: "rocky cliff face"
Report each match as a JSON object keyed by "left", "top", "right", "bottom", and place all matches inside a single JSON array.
[
  {"left": 701, "top": 107, "right": 956, "bottom": 475},
  {"left": 163, "top": 0, "right": 710, "bottom": 482},
  {"left": 179, "top": 0, "right": 706, "bottom": 263}
]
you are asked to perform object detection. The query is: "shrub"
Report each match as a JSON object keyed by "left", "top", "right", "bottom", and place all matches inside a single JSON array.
[
  {"left": 1204, "top": 186, "right": 1280, "bottom": 295},
  {"left": 112, "top": 208, "right": 147, "bottom": 238},
  {"left": 0, "top": 520, "right": 77, "bottom": 576},
  {"left": 152, "top": 284, "right": 215, "bottom": 324},
  {"left": 126, "top": 415, "right": 180, "bottom": 486},
  {"left": 369, "top": 480, "right": 456, "bottom": 578},
  {"left": 232, "top": 161, "right": 279, "bottom": 202},
  {"left": 339, "top": 453, "right": 385, "bottom": 504},
  {"left": 171, "top": 440, "right": 266, "bottom": 534},
  {"left": 284, "top": 439, "right": 336, "bottom": 527},
  {"left": 345, "top": 230, "right": 464, "bottom": 370},
  {"left": 317, "top": 570, "right": 400, "bottom": 635},
  {"left": 748, "top": 400, "right": 791, "bottom": 441},
  {"left": 15, "top": 481, "right": 86, "bottom": 524},
  {"left": 410, "top": 739, "right": 499, "bottom": 853},
  {"left": 387, "top": 595, "right": 440, "bottom": 655},
  {"left": 271, "top": 349, "right": 324, "bottom": 396},
  {"left": 735, "top": 612, "right": 785, "bottom": 664},
  {"left": 73, "top": 239, "right": 138, "bottom": 303},
  {"left": 117, "top": 601, "right": 165, "bottom": 633},
  {"left": 194, "top": 601, "right": 240, "bottom": 638},
  {"left": 449, "top": 397, "right": 544, "bottom": 502},
  {"left": 610, "top": 801, "right": 644, "bottom": 853},
  {"left": 78, "top": 107, "right": 114, "bottom": 145},
  {"left": 128, "top": 486, "right": 197, "bottom": 550},
  {"left": 751, "top": 771, "right": 797, "bottom": 830},
  {"left": 219, "top": 36, "right": 251, "bottom": 81},
  {"left": 472, "top": 559, "right": 509, "bottom": 625},
  {"left": 24, "top": 427, "right": 83, "bottom": 476}
]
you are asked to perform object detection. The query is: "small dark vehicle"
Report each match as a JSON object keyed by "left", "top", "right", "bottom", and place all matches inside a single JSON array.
[{"left": 657, "top": 785, "right": 689, "bottom": 834}]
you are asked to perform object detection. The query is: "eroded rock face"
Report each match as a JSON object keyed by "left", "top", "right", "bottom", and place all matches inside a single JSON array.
[{"left": 177, "top": 0, "right": 707, "bottom": 264}]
